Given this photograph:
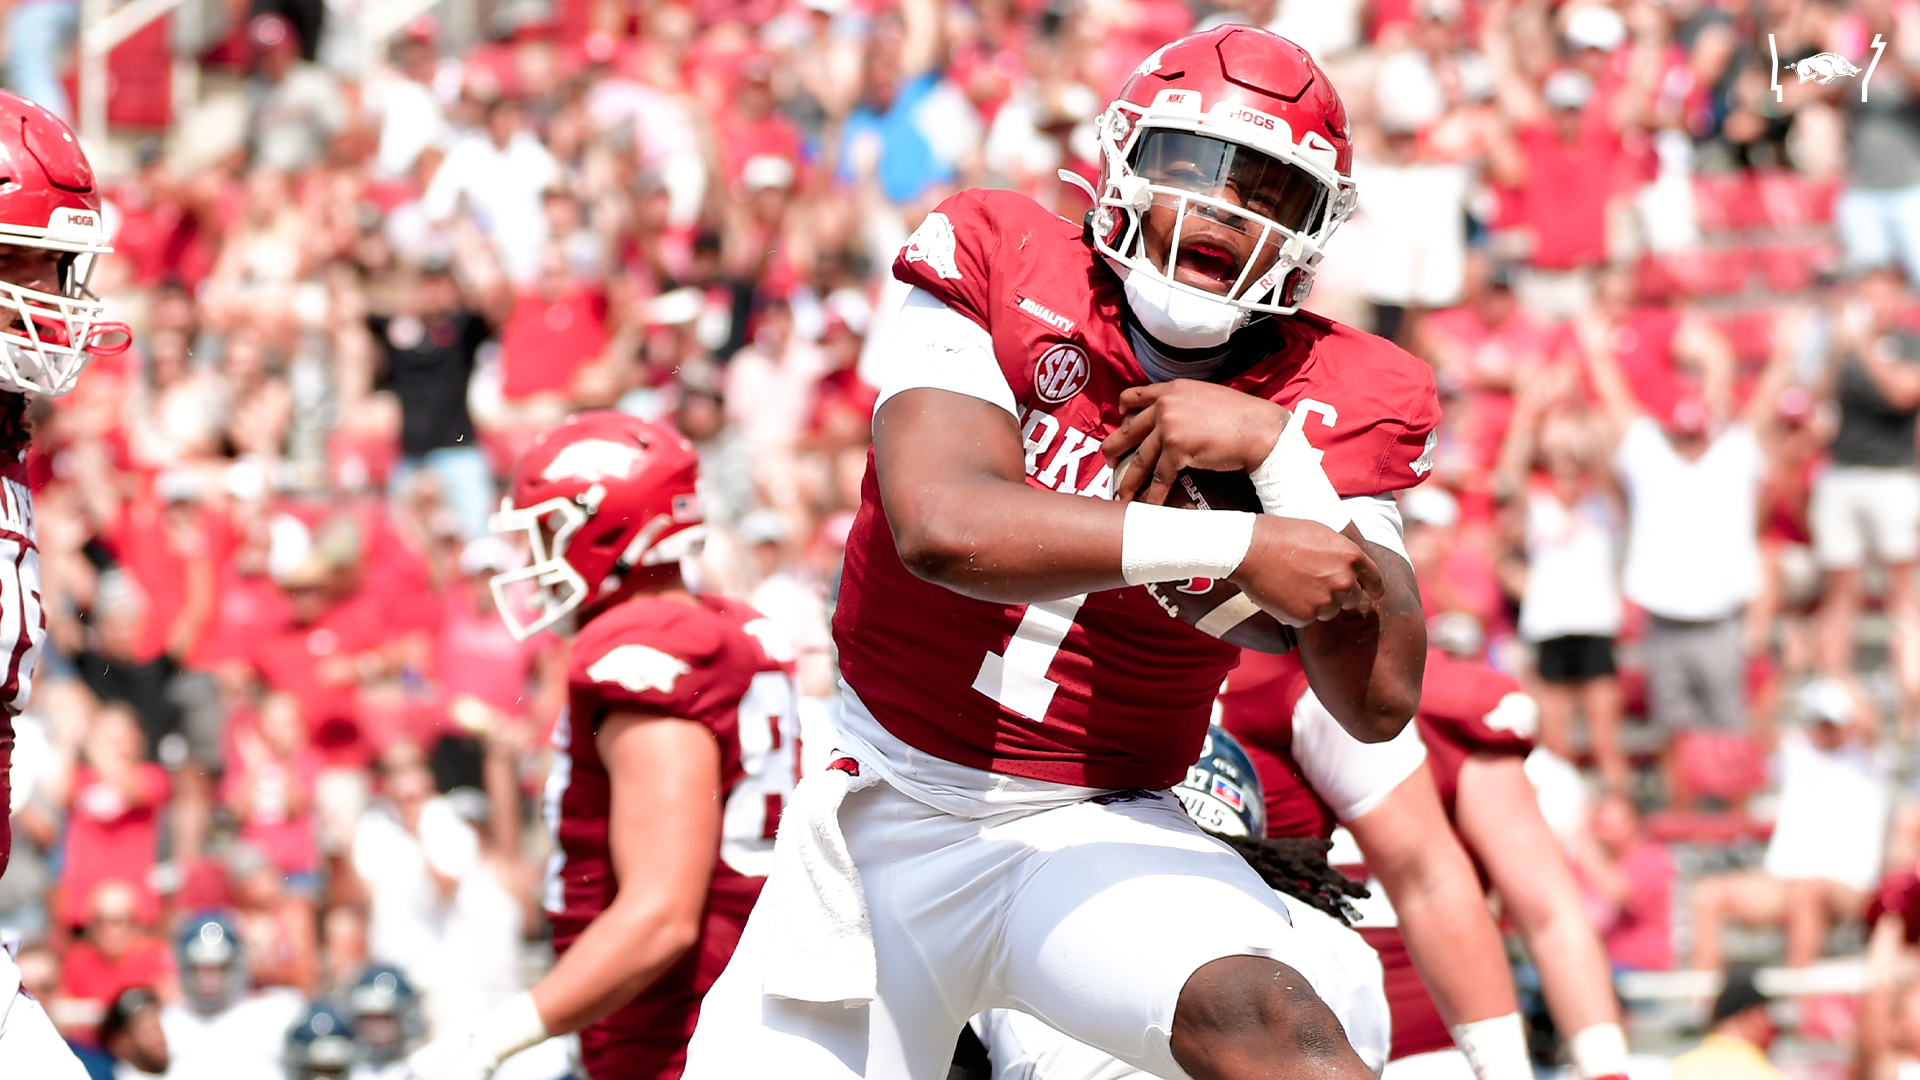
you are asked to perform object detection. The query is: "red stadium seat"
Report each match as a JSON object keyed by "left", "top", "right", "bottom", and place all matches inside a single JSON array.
[
  {"left": 1714, "top": 309, "right": 1778, "bottom": 363},
  {"left": 1752, "top": 243, "right": 1839, "bottom": 293},
  {"left": 1692, "top": 174, "right": 1761, "bottom": 232},
  {"left": 1645, "top": 249, "right": 1749, "bottom": 298},
  {"left": 1752, "top": 170, "right": 1840, "bottom": 228}
]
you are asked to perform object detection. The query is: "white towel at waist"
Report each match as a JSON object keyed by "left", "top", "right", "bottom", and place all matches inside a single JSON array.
[{"left": 760, "top": 753, "right": 881, "bottom": 1006}]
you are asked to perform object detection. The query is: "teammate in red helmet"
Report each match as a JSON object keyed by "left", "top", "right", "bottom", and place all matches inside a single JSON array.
[
  {"left": 686, "top": 26, "right": 1436, "bottom": 1080},
  {"left": 0, "top": 89, "right": 129, "bottom": 1078},
  {"left": 407, "top": 411, "right": 801, "bottom": 1080}
]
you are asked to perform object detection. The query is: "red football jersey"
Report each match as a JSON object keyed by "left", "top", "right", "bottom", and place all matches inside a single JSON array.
[
  {"left": 834, "top": 189, "right": 1441, "bottom": 790},
  {"left": 544, "top": 594, "right": 800, "bottom": 1080},
  {"left": 0, "top": 460, "right": 44, "bottom": 880},
  {"left": 1413, "top": 650, "right": 1536, "bottom": 818}
]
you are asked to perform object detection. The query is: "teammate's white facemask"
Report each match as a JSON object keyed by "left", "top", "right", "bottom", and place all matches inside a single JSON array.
[{"left": 1119, "top": 264, "right": 1253, "bottom": 351}]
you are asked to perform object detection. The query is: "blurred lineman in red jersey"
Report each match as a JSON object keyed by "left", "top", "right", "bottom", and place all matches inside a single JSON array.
[
  {"left": 408, "top": 411, "right": 799, "bottom": 1080},
  {"left": 0, "top": 87, "right": 132, "bottom": 1078}
]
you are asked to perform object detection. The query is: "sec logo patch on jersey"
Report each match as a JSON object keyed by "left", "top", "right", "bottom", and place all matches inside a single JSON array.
[{"left": 1034, "top": 344, "right": 1090, "bottom": 403}]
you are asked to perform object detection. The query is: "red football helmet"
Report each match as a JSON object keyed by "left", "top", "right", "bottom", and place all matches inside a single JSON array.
[
  {"left": 1078, "top": 27, "right": 1357, "bottom": 317},
  {"left": 0, "top": 91, "right": 128, "bottom": 397},
  {"left": 489, "top": 411, "right": 705, "bottom": 640}
]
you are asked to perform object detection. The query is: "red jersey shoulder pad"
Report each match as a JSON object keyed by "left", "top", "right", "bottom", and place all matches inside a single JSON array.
[
  {"left": 892, "top": 189, "right": 1085, "bottom": 335},
  {"left": 1415, "top": 651, "right": 1537, "bottom": 757},
  {"left": 1247, "top": 313, "right": 1442, "bottom": 498},
  {"left": 569, "top": 598, "right": 744, "bottom": 722}
]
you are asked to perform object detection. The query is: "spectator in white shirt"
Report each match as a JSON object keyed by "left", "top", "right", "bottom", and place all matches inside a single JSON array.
[
  {"left": 243, "top": 14, "right": 346, "bottom": 174},
  {"left": 1580, "top": 304, "right": 1792, "bottom": 747},
  {"left": 421, "top": 97, "right": 557, "bottom": 285},
  {"left": 365, "top": 30, "right": 450, "bottom": 181},
  {"left": 1690, "top": 677, "right": 1889, "bottom": 971}
]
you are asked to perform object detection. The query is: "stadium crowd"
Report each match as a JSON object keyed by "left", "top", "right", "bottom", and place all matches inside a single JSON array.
[{"left": 3, "top": 0, "right": 1920, "bottom": 1075}]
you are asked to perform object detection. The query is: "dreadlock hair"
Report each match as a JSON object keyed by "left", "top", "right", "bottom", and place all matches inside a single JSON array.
[
  {"left": 0, "top": 391, "right": 32, "bottom": 463},
  {"left": 1209, "top": 832, "right": 1371, "bottom": 925}
]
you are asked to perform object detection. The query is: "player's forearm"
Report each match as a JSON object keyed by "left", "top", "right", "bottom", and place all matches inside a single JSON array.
[
  {"left": 888, "top": 476, "right": 1132, "bottom": 602},
  {"left": 1296, "top": 540, "right": 1424, "bottom": 742},
  {"left": 1379, "top": 853, "right": 1520, "bottom": 1025},
  {"left": 529, "top": 901, "right": 703, "bottom": 1035},
  {"left": 1517, "top": 904, "right": 1620, "bottom": 1037}
]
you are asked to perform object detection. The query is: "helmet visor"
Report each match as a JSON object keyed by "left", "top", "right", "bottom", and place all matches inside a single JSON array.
[{"left": 1130, "top": 129, "right": 1330, "bottom": 236}]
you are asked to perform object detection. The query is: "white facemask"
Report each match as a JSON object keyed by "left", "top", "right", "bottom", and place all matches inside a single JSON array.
[{"left": 1120, "top": 266, "right": 1253, "bottom": 351}]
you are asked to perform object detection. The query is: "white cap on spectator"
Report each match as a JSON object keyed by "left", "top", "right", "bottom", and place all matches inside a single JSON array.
[
  {"left": 1564, "top": 6, "right": 1626, "bottom": 51},
  {"left": 1798, "top": 677, "right": 1855, "bottom": 725},
  {"left": 268, "top": 514, "right": 316, "bottom": 586},
  {"left": 154, "top": 469, "right": 201, "bottom": 504},
  {"left": 459, "top": 536, "right": 517, "bottom": 578},
  {"left": 1400, "top": 486, "right": 1460, "bottom": 530},
  {"left": 739, "top": 509, "right": 788, "bottom": 547},
  {"left": 648, "top": 287, "right": 706, "bottom": 327},
  {"left": 802, "top": 0, "right": 846, "bottom": 14},
  {"left": 825, "top": 287, "right": 873, "bottom": 337},
  {"left": 1542, "top": 69, "right": 1596, "bottom": 112},
  {"left": 1374, "top": 51, "right": 1446, "bottom": 134},
  {"left": 741, "top": 155, "right": 796, "bottom": 193}
]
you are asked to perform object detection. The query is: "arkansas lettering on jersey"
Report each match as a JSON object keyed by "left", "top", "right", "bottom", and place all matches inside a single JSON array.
[
  {"left": 544, "top": 594, "right": 799, "bottom": 1080},
  {"left": 0, "top": 459, "right": 42, "bottom": 880},
  {"left": 834, "top": 189, "right": 1440, "bottom": 791},
  {"left": 1414, "top": 649, "right": 1538, "bottom": 817}
]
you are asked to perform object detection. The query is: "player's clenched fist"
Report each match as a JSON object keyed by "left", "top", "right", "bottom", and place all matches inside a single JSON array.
[
  {"left": 1229, "top": 516, "right": 1384, "bottom": 625},
  {"left": 1102, "top": 379, "right": 1290, "bottom": 505}
]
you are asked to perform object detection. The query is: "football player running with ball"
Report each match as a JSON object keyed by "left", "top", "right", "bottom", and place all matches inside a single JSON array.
[
  {"left": 409, "top": 412, "right": 801, "bottom": 1080},
  {"left": 686, "top": 26, "right": 1438, "bottom": 1080},
  {"left": 0, "top": 91, "right": 130, "bottom": 1078}
]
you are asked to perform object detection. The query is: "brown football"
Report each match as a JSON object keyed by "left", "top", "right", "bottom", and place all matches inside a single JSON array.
[{"left": 1130, "top": 464, "right": 1298, "bottom": 655}]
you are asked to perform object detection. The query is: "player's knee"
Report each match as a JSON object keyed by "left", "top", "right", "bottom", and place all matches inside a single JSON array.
[{"left": 1170, "top": 955, "right": 1358, "bottom": 1078}]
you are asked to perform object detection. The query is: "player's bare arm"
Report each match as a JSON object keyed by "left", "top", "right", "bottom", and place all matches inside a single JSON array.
[
  {"left": 526, "top": 713, "right": 721, "bottom": 1034},
  {"left": 1454, "top": 753, "right": 1622, "bottom": 1046},
  {"left": 874, "top": 387, "right": 1381, "bottom": 623},
  {"left": 1344, "top": 763, "right": 1519, "bottom": 1029}
]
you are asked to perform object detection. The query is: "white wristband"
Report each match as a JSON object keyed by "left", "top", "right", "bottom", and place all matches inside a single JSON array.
[
  {"left": 1449, "top": 1012, "right": 1532, "bottom": 1080},
  {"left": 1119, "top": 502, "right": 1256, "bottom": 586},
  {"left": 1569, "top": 1022, "right": 1629, "bottom": 1079},
  {"left": 475, "top": 991, "right": 550, "bottom": 1066},
  {"left": 1250, "top": 410, "right": 1351, "bottom": 534}
]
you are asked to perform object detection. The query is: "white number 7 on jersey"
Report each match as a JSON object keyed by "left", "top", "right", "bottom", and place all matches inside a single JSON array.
[{"left": 971, "top": 594, "right": 1087, "bottom": 722}]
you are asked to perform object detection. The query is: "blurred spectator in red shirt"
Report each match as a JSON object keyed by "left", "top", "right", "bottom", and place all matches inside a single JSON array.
[
  {"left": 497, "top": 249, "right": 610, "bottom": 404},
  {"left": 1414, "top": 262, "right": 1557, "bottom": 518},
  {"left": 715, "top": 54, "right": 804, "bottom": 190},
  {"left": 222, "top": 691, "right": 321, "bottom": 888},
  {"left": 433, "top": 537, "right": 563, "bottom": 740},
  {"left": 1574, "top": 793, "right": 1675, "bottom": 971},
  {"left": 227, "top": 841, "right": 320, "bottom": 994},
  {"left": 229, "top": 513, "right": 400, "bottom": 771},
  {"left": 58, "top": 880, "right": 180, "bottom": 1045},
  {"left": 55, "top": 702, "right": 170, "bottom": 930}
]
